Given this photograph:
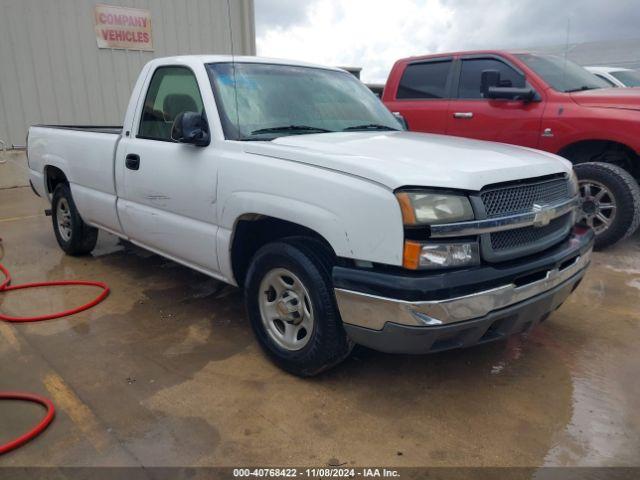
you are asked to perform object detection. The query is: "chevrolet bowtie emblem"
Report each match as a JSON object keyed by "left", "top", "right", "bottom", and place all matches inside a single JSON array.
[{"left": 532, "top": 203, "right": 554, "bottom": 227}]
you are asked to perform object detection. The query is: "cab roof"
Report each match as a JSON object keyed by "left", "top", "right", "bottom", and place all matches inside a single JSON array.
[
  {"left": 145, "top": 55, "right": 345, "bottom": 72},
  {"left": 394, "top": 50, "right": 533, "bottom": 64}
]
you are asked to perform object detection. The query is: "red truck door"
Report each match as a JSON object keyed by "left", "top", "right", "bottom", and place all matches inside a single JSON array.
[
  {"left": 446, "top": 56, "right": 545, "bottom": 148},
  {"left": 383, "top": 58, "right": 454, "bottom": 134}
]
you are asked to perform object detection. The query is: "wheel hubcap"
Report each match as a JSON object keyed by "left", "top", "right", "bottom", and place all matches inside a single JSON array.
[
  {"left": 56, "top": 198, "right": 73, "bottom": 241},
  {"left": 578, "top": 180, "right": 617, "bottom": 235},
  {"left": 258, "top": 268, "right": 314, "bottom": 351}
]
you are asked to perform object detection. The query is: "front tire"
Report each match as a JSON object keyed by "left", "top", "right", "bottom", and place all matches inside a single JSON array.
[
  {"left": 51, "top": 184, "right": 98, "bottom": 255},
  {"left": 244, "top": 238, "right": 353, "bottom": 376},
  {"left": 574, "top": 162, "right": 640, "bottom": 250}
]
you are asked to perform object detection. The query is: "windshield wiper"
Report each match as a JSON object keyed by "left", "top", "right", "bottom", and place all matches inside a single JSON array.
[
  {"left": 250, "top": 125, "right": 333, "bottom": 135},
  {"left": 343, "top": 123, "right": 399, "bottom": 131}
]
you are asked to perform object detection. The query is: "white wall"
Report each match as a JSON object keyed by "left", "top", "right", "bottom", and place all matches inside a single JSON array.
[{"left": 0, "top": 0, "right": 255, "bottom": 146}]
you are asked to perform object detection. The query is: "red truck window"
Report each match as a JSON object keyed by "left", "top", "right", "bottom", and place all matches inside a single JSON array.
[
  {"left": 458, "top": 58, "right": 525, "bottom": 99},
  {"left": 397, "top": 61, "right": 452, "bottom": 99}
]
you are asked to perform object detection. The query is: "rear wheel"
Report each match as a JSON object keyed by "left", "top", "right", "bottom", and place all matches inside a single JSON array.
[
  {"left": 574, "top": 162, "right": 640, "bottom": 249},
  {"left": 244, "top": 238, "right": 353, "bottom": 376},
  {"left": 51, "top": 184, "right": 98, "bottom": 255}
]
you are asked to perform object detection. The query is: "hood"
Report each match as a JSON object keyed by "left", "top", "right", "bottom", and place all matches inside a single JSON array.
[
  {"left": 570, "top": 87, "right": 640, "bottom": 110},
  {"left": 243, "top": 131, "right": 571, "bottom": 191}
]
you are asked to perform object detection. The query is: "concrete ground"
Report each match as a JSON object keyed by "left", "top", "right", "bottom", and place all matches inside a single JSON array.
[
  {"left": 0, "top": 185, "right": 639, "bottom": 468},
  {"left": 0, "top": 151, "right": 29, "bottom": 190}
]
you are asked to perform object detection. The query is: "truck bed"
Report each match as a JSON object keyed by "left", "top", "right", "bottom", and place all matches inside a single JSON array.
[
  {"left": 28, "top": 124, "right": 124, "bottom": 234},
  {"left": 33, "top": 124, "right": 123, "bottom": 135}
]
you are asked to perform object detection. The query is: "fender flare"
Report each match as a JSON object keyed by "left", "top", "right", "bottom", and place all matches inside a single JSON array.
[
  {"left": 42, "top": 156, "right": 72, "bottom": 195},
  {"left": 221, "top": 191, "right": 352, "bottom": 257}
]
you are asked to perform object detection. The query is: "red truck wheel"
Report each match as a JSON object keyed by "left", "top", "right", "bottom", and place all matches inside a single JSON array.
[{"left": 574, "top": 162, "right": 640, "bottom": 250}]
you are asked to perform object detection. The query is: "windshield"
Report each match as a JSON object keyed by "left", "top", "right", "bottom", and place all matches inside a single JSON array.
[
  {"left": 516, "top": 53, "right": 611, "bottom": 92},
  {"left": 610, "top": 70, "right": 640, "bottom": 87},
  {"left": 207, "top": 63, "right": 401, "bottom": 141}
]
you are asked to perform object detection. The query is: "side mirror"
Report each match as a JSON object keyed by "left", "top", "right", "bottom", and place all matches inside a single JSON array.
[
  {"left": 486, "top": 86, "right": 536, "bottom": 102},
  {"left": 171, "top": 111, "right": 210, "bottom": 146},
  {"left": 480, "top": 69, "right": 501, "bottom": 97},
  {"left": 481, "top": 68, "right": 535, "bottom": 102}
]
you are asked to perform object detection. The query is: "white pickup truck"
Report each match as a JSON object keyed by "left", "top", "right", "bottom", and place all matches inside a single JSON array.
[{"left": 27, "top": 55, "right": 593, "bottom": 376}]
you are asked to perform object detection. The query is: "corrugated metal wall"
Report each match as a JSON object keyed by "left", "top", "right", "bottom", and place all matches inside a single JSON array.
[{"left": 0, "top": 0, "right": 255, "bottom": 146}]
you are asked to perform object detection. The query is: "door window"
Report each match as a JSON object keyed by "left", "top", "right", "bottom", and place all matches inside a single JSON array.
[
  {"left": 139, "top": 66, "right": 204, "bottom": 141},
  {"left": 458, "top": 58, "right": 525, "bottom": 99},
  {"left": 396, "top": 61, "right": 452, "bottom": 99}
]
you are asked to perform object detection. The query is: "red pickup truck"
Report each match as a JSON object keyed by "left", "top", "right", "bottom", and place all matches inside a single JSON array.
[{"left": 383, "top": 50, "right": 640, "bottom": 249}]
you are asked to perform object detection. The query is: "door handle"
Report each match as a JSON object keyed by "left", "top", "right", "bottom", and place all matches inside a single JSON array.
[
  {"left": 453, "top": 112, "right": 474, "bottom": 119},
  {"left": 125, "top": 154, "right": 140, "bottom": 170}
]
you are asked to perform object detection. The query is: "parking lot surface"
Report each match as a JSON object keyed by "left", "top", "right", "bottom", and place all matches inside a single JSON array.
[{"left": 1, "top": 185, "right": 639, "bottom": 467}]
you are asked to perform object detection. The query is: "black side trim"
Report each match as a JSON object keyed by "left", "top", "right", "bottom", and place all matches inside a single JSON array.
[{"left": 135, "top": 136, "right": 177, "bottom": 143}]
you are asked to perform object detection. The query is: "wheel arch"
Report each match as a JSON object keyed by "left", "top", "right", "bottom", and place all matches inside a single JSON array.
[
  {"left": 557, "top": 139, "right": 639, "bottom": 180},
  {"left": 44, "top": 165, "right": 69, "bottom": 198},
  {"left": 229, "top": 213, "right": 338, "bottom": 288},
  {"left": 217, "top": 185, "right": 404, "bottom": 285}
]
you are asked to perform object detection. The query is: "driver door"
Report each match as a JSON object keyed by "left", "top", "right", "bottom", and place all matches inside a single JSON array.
[
  {"left": 446, "top": 56, "right": 545, "bottom": 148},
  {"left": 116, "top": 65, "right": 220, "bottom": 273}
]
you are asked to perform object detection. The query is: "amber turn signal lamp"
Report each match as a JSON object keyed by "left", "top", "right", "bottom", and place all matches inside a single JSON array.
[
  {"left": 396, "top": 192, "right": 417, "bottom": 225},
  {"left": 403, "top": 240, "right": 422, "bottom": 270}
]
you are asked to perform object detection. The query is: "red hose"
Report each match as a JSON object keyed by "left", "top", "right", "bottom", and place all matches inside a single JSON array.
[
  {"left": 0, "top": 392, "right": 55, "bottom": 455},
  {"left": 0, "top": 263, "right": 109, "bottom": 322},
  {"left": 0, "top": 242, "right": 108, "bottom": 454}
]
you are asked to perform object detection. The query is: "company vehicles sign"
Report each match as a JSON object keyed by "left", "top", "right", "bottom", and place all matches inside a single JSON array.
[{"left": 94, "top": 4, "right": 153, "bottom": 51}]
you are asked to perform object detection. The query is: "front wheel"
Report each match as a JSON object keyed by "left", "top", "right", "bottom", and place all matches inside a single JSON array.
[
  {"left": 244, "top": 238, "right": 353, "bottom": 377},
  {"left": 574, "top": 162, "right": 640, "bottom": 250},
  {"left": 51, "top": 184, "right": 99, "bottom": 255}
]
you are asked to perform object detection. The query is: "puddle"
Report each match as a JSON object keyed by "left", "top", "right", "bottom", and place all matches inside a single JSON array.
[{"left": 626, "top": 278, "right": 640, "bottom": 290}]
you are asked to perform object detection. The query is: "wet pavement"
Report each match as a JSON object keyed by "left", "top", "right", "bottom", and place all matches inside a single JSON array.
[{"left": 0, "top": 185, "right": 639, "bottom": 468}]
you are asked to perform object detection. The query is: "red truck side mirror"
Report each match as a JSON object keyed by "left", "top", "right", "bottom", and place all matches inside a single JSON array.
[
  {"left": 487, "top": 86, "right": 536, "bottom": 102},
  {"left": 481, "top": 69, "right": 536, "bottom": 102},
  {"left": 480, "top": 70, "right": 501, "bottom": 97}
]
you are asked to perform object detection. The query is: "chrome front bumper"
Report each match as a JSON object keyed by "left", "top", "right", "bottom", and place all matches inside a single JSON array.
[{"left": 335, "top": 249, "right": 591, "bottom": 331}]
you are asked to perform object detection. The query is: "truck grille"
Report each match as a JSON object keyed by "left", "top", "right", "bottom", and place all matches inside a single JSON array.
[
  {"left": 490, "top": 213, "right": 571, "bottom": 251},
  {"left": 479, "top": 175, "right": 573, "bottom": 261},
  {"left": 481, "top": 176, "right": 570, "bottom": 218}
]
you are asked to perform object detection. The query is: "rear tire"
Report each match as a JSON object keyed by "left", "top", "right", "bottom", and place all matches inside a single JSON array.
[
  {"left": 574, "top": 162, "right": 640, "bottom": 250},
  {"left": 244, "top": 237, "right": 353, "bottom": 377},
  {"left": 51, "top": 184, "right": 98, "bottom": 256}
]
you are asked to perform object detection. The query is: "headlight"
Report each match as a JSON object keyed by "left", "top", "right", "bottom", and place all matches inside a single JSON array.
[
  {"left": 568, "top": 169, "right": 579, "bottom": 196},
  {"left": 396, "top": 191, "right": 474, "bottom": 225},
  {"left": 403, "top": 241, "right": 480, "bottom": 270}
]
